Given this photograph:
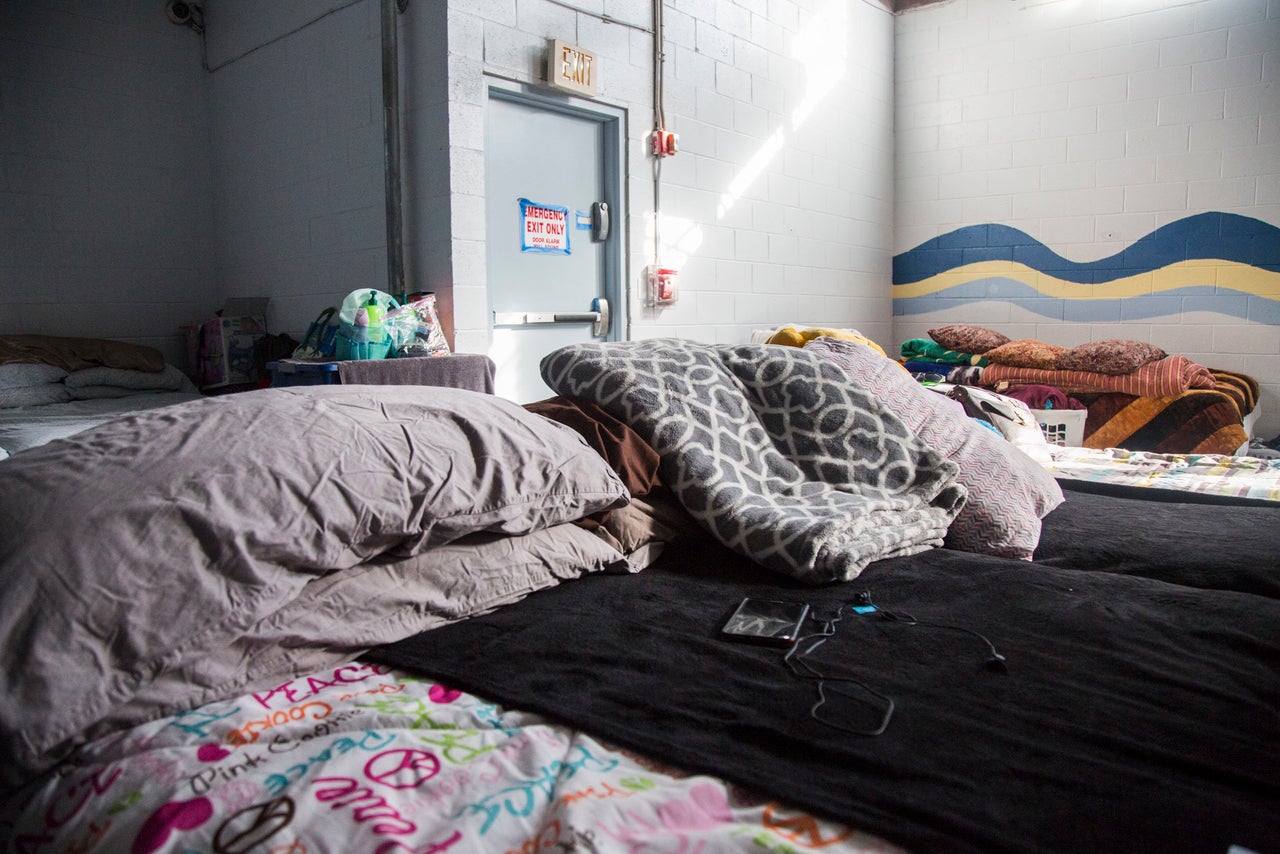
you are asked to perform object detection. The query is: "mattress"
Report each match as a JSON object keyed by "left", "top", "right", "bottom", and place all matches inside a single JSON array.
[
  {"left": 0, "top": 392, "right": 202, "bottom": 457},
  {"left": 8, "top": 481, "right": 1277, "bottom": 854},
  {"left": 3, "top": 343, "right": 1276, "bottom": 854},
  {"left": 1045, "top": 445, "right": 1280, "bottom": 503},
  {"left": 373, "top": 492, "right": 1280, "bottom": 854}
]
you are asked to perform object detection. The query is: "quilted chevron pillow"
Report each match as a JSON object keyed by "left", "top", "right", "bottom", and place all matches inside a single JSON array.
[{"left": 806, "top": 338, "right": 1063, "bottom": 560}]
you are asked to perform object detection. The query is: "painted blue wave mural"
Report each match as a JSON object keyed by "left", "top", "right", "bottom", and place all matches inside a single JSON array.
[{"left": 892, "top": 212, "right": 1280, "bottom": 325}]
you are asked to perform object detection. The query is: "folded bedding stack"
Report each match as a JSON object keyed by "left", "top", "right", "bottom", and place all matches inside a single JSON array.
[
  {"left": 0, "top": 334, "right": 166, "bottom": 373},
  {"left": 897, "top": 324, "right": 1253, "bottom": 456},
  {"left": 0, "top": 335, "right": 196, "bottom": 406}
]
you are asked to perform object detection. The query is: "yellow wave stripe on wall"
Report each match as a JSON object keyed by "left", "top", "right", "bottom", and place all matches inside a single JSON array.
[{"left": 893, "top": 259, "right": 1280, "bottom": 300}]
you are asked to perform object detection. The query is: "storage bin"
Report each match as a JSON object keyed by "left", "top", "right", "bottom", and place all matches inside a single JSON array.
[
  {"left": 1031, "top": 408, "right": 1086, "bottom": 447},
  {"left": 267, "top": 360, "right": 340, "bottom": 387},
  {"left": 333, "top": 321, "right": 393, "bottom": 360}
]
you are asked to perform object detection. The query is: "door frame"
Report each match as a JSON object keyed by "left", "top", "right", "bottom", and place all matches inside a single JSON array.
[{"left": 484, "top": 76, "right": 628, "bottom": 343}]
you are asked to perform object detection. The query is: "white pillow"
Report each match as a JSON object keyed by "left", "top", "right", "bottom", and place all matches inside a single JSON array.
[
  {"left": 0, "top": 363, "right": 68, "bottom": 391},
  {"left": 64, "top": 364, "right": 193, "bottom": 391},
  {"left": 0, "top": 384, "right": 72, "bottom": 409}
]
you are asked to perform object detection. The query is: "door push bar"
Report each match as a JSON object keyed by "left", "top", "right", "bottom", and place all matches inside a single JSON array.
[{"left": 494, "top": 297, "right": 610, "bottom": 337}]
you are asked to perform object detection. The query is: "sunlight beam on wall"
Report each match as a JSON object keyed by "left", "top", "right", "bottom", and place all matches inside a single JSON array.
[
  {"left": 647, "top": 211, "right": 705, "bottom": 269},
  {"left": 713, "top": 0, "right": 849, "bottom": 221}
]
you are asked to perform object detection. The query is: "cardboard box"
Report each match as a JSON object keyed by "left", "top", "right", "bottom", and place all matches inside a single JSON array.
[{"left": 184, "top": 298, "right": 268, "bottom": 390}]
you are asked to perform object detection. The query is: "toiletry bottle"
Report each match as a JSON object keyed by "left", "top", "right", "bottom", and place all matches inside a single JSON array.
[{"left": 364, "top": 291, "right": 384, "bottom": 342}]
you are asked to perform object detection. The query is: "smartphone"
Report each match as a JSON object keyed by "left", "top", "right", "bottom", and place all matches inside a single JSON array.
[{"left": 721, "top": 598, "right": 810, "bottom": 646}]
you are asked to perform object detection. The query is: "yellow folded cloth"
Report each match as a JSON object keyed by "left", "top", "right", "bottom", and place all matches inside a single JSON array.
[{"left": 765, "top": 326, "right": 888, "bottom": 358}]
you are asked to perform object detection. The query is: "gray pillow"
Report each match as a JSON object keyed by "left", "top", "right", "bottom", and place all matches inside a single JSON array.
[
  {"left": 100, "top": 521, "right": 632, "bottom": 742},
  {"left": 805, "top": 338, "right": 1063, "bottom": 560},
  {"left": 0, "top": 383, "right": 71, "bottom": 409},
  {"left": 0, "top": 385, "right": 629, "bottom": 791}
]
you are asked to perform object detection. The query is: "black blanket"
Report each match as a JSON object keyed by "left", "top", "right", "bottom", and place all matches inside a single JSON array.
[
  {"left": 370, "top": 492, "right": 1280, "bottom": 854},
  {"left": 1037, "top": 484, "right": 1280, "bottom": 597}
]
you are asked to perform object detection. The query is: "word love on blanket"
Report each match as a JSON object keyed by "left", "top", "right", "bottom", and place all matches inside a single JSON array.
[{"left": 542, "top": 339, "right": 966, "bottom": 583}]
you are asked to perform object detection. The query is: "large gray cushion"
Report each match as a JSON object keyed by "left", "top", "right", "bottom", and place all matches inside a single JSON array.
[{"left": 0, "top": 385, "right": 628, "bottom": 791}]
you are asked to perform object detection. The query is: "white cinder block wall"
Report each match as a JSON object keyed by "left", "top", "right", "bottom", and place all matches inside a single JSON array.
[
  {"left": 445, "top": 0, "right": 898, "bottom": 353},
  {"left": 6, "top": 0, "right": 1275, "bottom": 441},
  {"left": 63, "top": 0, "right": 897, "bottom": 359},
  {"left": 0, "top": 2, "right": 216, "bottom": 366},
  {"left": 893, "top": 0, "right": 1280, "bottom": 439}
]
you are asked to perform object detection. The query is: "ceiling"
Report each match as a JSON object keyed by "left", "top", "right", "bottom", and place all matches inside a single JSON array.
[{"left": 892, "top": 0, "right": 962, "bottom": 11}]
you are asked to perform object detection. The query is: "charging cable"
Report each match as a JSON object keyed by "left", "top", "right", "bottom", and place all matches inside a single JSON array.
[
  {"left": 784, "top": 606, "right": 895, "bottom": 736},
  {"left": 783, "top": 591, "right": 1007, "bottom": 736}
]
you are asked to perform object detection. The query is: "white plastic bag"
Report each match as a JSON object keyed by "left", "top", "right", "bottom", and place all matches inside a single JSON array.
[{"left": 387, "top": 293, "right": 450, "bottom": 357}]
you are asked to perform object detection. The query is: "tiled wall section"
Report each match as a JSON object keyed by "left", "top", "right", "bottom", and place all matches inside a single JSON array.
[
  {"left": 446, "top": 0, "right": 897, "bottom": 353},
  {"left": 0, "top": 2, "right": 216, "bottom": 365},
  {"left": 893, "top": 0, "right": 1280, "bottom": 440}
]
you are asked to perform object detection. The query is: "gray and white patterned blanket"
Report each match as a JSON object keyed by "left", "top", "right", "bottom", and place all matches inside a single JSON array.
[{"left": 541, "top": 339, "right": 966, "bottom": 583}]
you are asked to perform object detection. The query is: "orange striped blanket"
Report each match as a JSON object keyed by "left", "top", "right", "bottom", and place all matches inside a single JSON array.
[{"left": 982, "top": 354, "right": 1216, "bottom": 398}]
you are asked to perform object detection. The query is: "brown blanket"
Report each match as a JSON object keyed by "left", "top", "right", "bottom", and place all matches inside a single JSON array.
[
  {"left": 1082, "top": 383, "right": 1249, "bottom": 455},
  {"left": 0, "top": 335, "right": 165, "bottom": 372},
  {"left": 524, "top": 396, "right": 663, "bottom": 497},
  {"left": 1208, "top": 368, "right": 1259, "bottom": 417}
]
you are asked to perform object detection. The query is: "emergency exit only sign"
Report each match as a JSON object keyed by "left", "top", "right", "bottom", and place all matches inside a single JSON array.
[{"left": 519, "top": 198, "right": 570, "bottom": 255}]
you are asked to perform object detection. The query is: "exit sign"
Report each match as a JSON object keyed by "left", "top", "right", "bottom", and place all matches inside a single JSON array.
[{"left": 549, "top": 39, "right": 598, "bottom": 97}]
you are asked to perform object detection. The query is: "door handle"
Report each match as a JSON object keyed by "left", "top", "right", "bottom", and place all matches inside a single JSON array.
[
  {"left": 591, "top": 201, "right": 609, "bottom": 242},
  {"left": 494, "top": 297, "right": 609, "bottom": 337}
]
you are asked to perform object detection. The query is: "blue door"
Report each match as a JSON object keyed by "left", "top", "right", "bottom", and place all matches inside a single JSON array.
[{"left": 485, "top": 82, "right": 625, "bottom": 403}]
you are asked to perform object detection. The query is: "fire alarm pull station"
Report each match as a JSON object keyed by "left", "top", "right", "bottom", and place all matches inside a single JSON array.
[
  {"left": 647, "top": 265, "right": 678, "bottom": 306},
  {"left": 652, "top": 129, "right": 678, "bottom": 158}
]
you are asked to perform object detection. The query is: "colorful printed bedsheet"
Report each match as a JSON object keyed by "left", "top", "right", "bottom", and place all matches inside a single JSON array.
[
  {"left": 3, "top": 660, "right": 898, "bottom": 854},
  {"left": 1044, "top": 446, "right": 1280, "bottom": 502}
]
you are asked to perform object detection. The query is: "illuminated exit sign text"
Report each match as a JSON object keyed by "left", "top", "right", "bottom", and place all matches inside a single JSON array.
[{"left": 549, "top": 39, "right": 598, "bottom": 97}]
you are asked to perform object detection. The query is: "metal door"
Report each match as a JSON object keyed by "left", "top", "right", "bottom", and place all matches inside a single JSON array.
[{"left": 485, "top": 82, "right": 624, "bottom": 403}]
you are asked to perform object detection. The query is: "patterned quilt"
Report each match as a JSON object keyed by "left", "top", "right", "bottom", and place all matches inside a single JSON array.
[
  {"left": 2, "top": 660, "right": 897, "bottom": 854},
  {"left": 1045, "top": 446, "right": 1280, "bottom": 502},
  {"left": 540, "top": 339, "right": 965, "bottom": 583}
]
